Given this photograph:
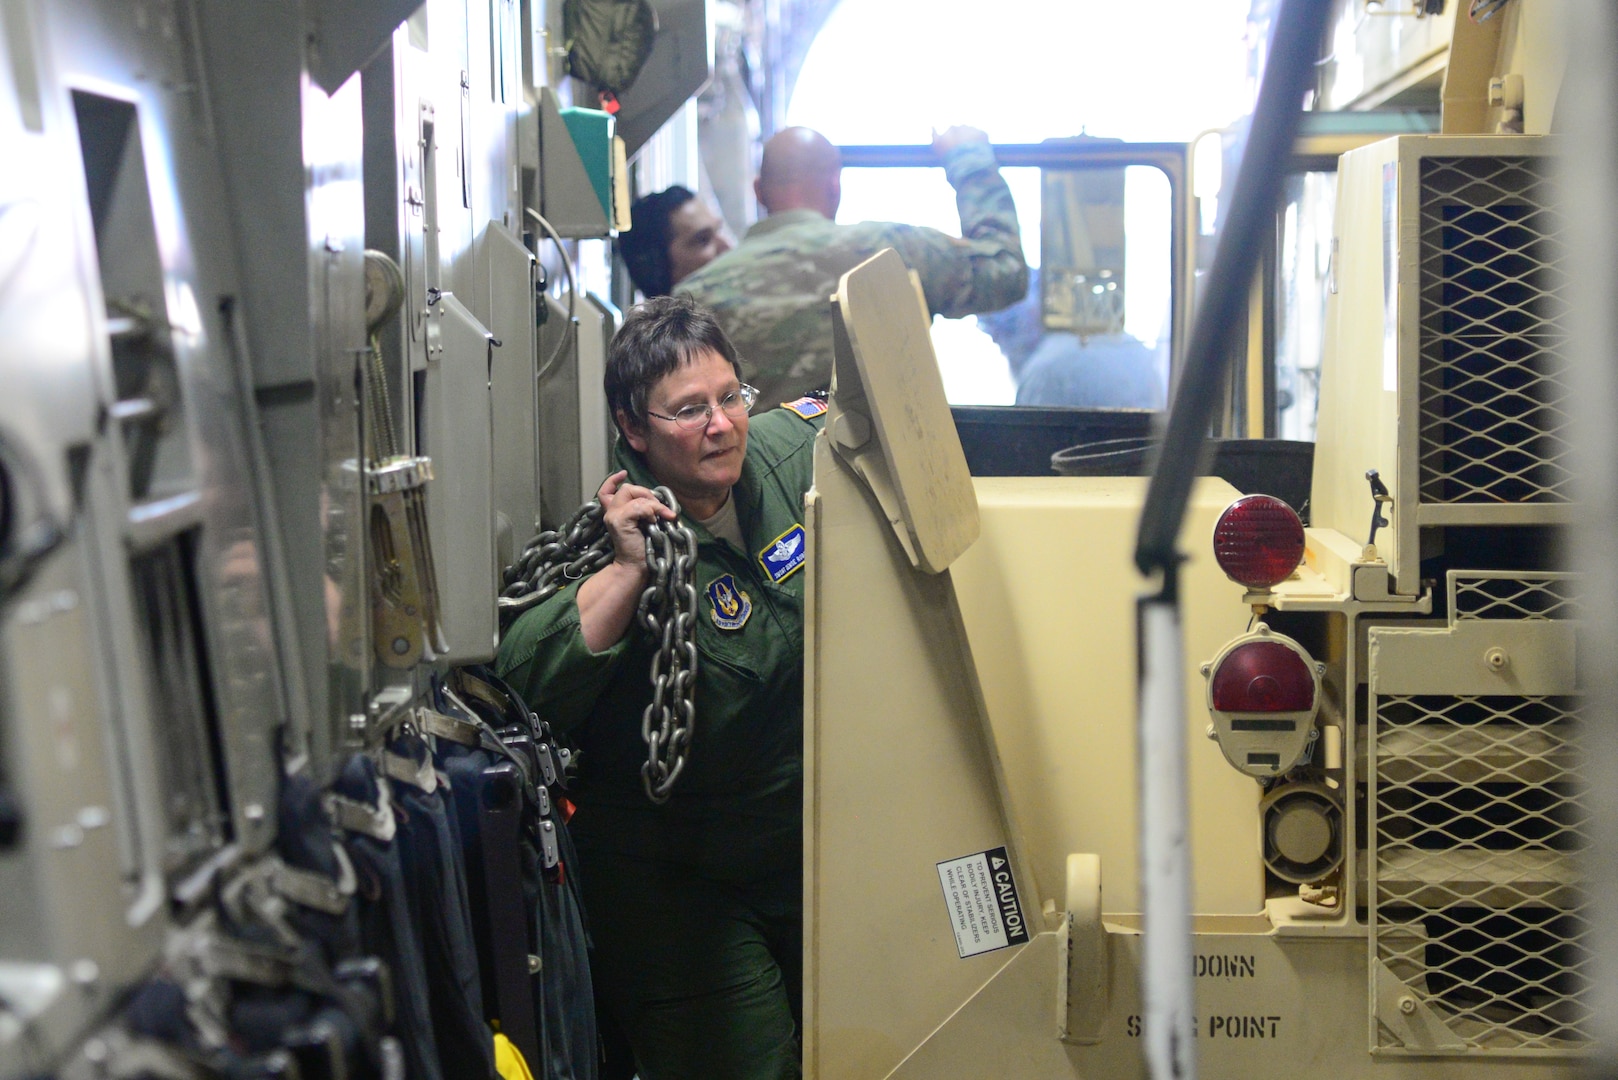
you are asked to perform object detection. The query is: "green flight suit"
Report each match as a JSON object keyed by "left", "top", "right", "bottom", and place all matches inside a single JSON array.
[
  {"left": 494, "top": 404, "right": 824, "bottom": 1080},
  {"left": 674, "top": 140, "right": 1029, "bottom": 408}
]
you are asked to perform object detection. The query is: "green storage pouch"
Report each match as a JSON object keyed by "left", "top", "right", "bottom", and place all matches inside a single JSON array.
[{"left": 563, "top": 0, "right": 658, "bottom": 98}]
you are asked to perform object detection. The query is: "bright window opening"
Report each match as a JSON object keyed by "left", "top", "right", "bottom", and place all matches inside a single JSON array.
[{"left": 789, "top": 0, "right": 1253, "bottom": 405}]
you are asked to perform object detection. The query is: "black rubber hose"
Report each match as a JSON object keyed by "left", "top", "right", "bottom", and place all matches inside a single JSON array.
[{"left": 1133, "top": 0, "right": 1335, "bottom": 578}]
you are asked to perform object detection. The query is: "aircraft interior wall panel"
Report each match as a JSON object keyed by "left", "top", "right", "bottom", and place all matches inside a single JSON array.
[
  {"left": 420, "top": 292, "right": 499, "bottom": 664},
  {"left": 0, "top": 13, "right": 97, "bottom": 534},
  {"left": 47, "top": 0, "right": 296, "bottom": 844},
  {"left": 191, "top": 0, "right": 314, "bottom": 393},
  {"left": 574, "top": 293, "right": 617, "bottom": 503},
  {"left": 302, "top": 73, "right": 371, "bottom": 760},
  {"left": 359, "top": 38, "right": 420, "bottom": 479},
  {"left": 425, "top": 0, "right": 478, "bottom": 300},
  {"left": 303, "top": 0, "right": 426, "bottom": 96},
  {"left": 0, "top": 33, "right": 154, "bottom": 1057},
  {"left": 6, "top": 12, "right": 178, "bottom": 978},
  {"left": 0, "top": 0, "right": 598, "bottom": 1062},
  {"left": 466, "top": 0, "right": 521, "bottom": 238},
  {"left": 0, "top": 540, "right": 168, "bottom": 1076},
  {"left": 537, "top": 293, "right": 583, "bottom": 528},
  {"left": 193, "top": 0, "right": 333, "bottom": 748},
  {"left": 0, "top": 0, "right": 333, "bottom": 1064},
  {"left": 480, "top": 222, "right": 543, "bottom": 565},
  {"left": 462, "top": 0, "right": 497, "bottom": 235}
]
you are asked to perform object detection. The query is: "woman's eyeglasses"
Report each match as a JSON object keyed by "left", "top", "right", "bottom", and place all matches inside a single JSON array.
[{"left": 647, "top": 384, "right": 759, "bottom": 430}]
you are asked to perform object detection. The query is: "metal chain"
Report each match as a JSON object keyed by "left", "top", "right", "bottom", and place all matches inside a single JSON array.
[
  {"left": 499, "top": 489, "right": 699, "bottom": 804},
  {"left": 499, "top": 501, "right": 614, "bottom": 617},
  {"left": 636, "top": 507, "right": 699, "bottom": 803}
]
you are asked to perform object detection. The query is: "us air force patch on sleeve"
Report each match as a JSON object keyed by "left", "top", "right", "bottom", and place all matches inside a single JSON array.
[
  {"left": 758, "top": 524, "right": 807, "bottom": 584},
  {"left": 781, "top": 396, "right": 828, "bottom": 419},
  {"left": 706, "top": 573, "right": 752, "bottom": 631}
]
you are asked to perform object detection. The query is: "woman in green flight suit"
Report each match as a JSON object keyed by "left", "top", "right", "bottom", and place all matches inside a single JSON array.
[{"left": 496, "top": 295, "right": 825, "bottom": 1080}]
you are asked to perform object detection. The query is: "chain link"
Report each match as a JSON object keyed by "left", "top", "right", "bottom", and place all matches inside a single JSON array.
[{"left": 499, "top": 489, "right": 700, "bottom": 804}]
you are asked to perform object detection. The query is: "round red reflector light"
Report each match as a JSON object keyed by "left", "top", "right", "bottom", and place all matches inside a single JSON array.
[
  {"left": 1209, "top": 640, "right": 1316, "bottom": 713},
  {"left": 1212, "top": 495, "right": 1305, "bottom": 589}
]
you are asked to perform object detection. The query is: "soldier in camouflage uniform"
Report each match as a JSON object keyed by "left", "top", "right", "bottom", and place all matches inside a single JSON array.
[{"left": 675, "top": 125, "right": 1029, "bottom": 407}]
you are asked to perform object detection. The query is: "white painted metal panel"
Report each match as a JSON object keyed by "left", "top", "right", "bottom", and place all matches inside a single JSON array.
[{"left": 421, "top": 292, "right": 497, "bottom": 663}]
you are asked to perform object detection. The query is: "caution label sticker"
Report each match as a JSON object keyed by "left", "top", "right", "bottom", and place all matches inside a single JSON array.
[{"left": 935, "top": 845, "right": 1030, "bottom": 959}]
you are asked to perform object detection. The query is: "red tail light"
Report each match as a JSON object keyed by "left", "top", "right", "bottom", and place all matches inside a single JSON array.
[
  {"left": 1203, "top": 627, "right": 1322, "bottom": 778},
  {"left": 1209, "top": 639, "right": 1316, "bottom": 713},
  {"left": 1212, "top": 494, "right": 1305, "bottom": 590}
]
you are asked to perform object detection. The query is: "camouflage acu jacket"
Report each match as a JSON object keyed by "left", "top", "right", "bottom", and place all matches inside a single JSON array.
[{"left": 675, "top": 141, "right": 1029, "bottom": 407}]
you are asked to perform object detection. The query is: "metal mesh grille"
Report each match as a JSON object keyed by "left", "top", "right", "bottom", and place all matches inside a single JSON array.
[
  {"left": 1451, "top": 572, "right": 1581, "bottom": 622},
  {"left": 1417, "top": 156, "right": 1569, "bottom": 505},
  {"left": 1371, "top": 693, "right": 1588, "bottom": 1052}
]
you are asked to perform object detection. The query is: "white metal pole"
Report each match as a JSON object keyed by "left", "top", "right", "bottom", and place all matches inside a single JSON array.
[
  {"left": 1562, "top": 1, "right": 1618, "bottom": 1065},
  {"left": 1139, "top": 586, "right": 1195, "bottom": 1080}
]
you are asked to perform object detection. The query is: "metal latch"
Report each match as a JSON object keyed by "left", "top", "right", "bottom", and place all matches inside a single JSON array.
[
  {"left": 1365, "top": 469, "right": 1392, "bottom": 553},
  {"left": 538, "top": 819, "right": 560, "bottom": 870}
]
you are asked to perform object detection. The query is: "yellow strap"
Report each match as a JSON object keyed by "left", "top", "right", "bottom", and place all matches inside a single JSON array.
[{"left": 492, "top": 1032, "right": 536, "bottom": 1080}]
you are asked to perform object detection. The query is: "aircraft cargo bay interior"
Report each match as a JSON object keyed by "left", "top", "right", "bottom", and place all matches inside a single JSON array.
[{"left": 0, "top": 2, "right": 1613, "bottom": 1080}]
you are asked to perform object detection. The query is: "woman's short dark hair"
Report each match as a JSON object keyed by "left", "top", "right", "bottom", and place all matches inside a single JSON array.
[
  {"left": 618, "top": 186, "right": 695, "bottom": 297},
  {"left": 606, "top": 295, "right": 742, "bottom": 433}
]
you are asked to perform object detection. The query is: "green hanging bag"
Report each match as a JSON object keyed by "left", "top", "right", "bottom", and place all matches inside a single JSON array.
[{"left": 563, "top": 0, "right": 658, "bottom": 99}]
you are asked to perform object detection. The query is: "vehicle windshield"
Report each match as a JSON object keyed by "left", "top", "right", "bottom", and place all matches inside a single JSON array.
[
  {"left": 837, "top": 163, "right": 1173, "bottom": 406},
  {"left": 789, "top": 0, "right": 1253, "bottom": 408}
]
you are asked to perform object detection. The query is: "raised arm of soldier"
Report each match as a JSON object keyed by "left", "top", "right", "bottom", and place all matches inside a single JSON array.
[
  {"left": 883, "top": 125, "right": 1029, "bottom": 318},
  {"left": 675, "top": 124, "right": 1029, "bottom": 406}
]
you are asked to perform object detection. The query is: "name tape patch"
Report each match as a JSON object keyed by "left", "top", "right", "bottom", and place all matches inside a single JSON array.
[
  {"left": 706, "top": 573, "right": 752, "bottom": 631},
  {"left": 758, "top": 524, "right": 807, "bottom": 584},
  {"left": 782, "top": 396, "right": 828, "bottom": 419},
  {"left": 935, "top": 846, "right": 1029, "bottom": 959}
]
